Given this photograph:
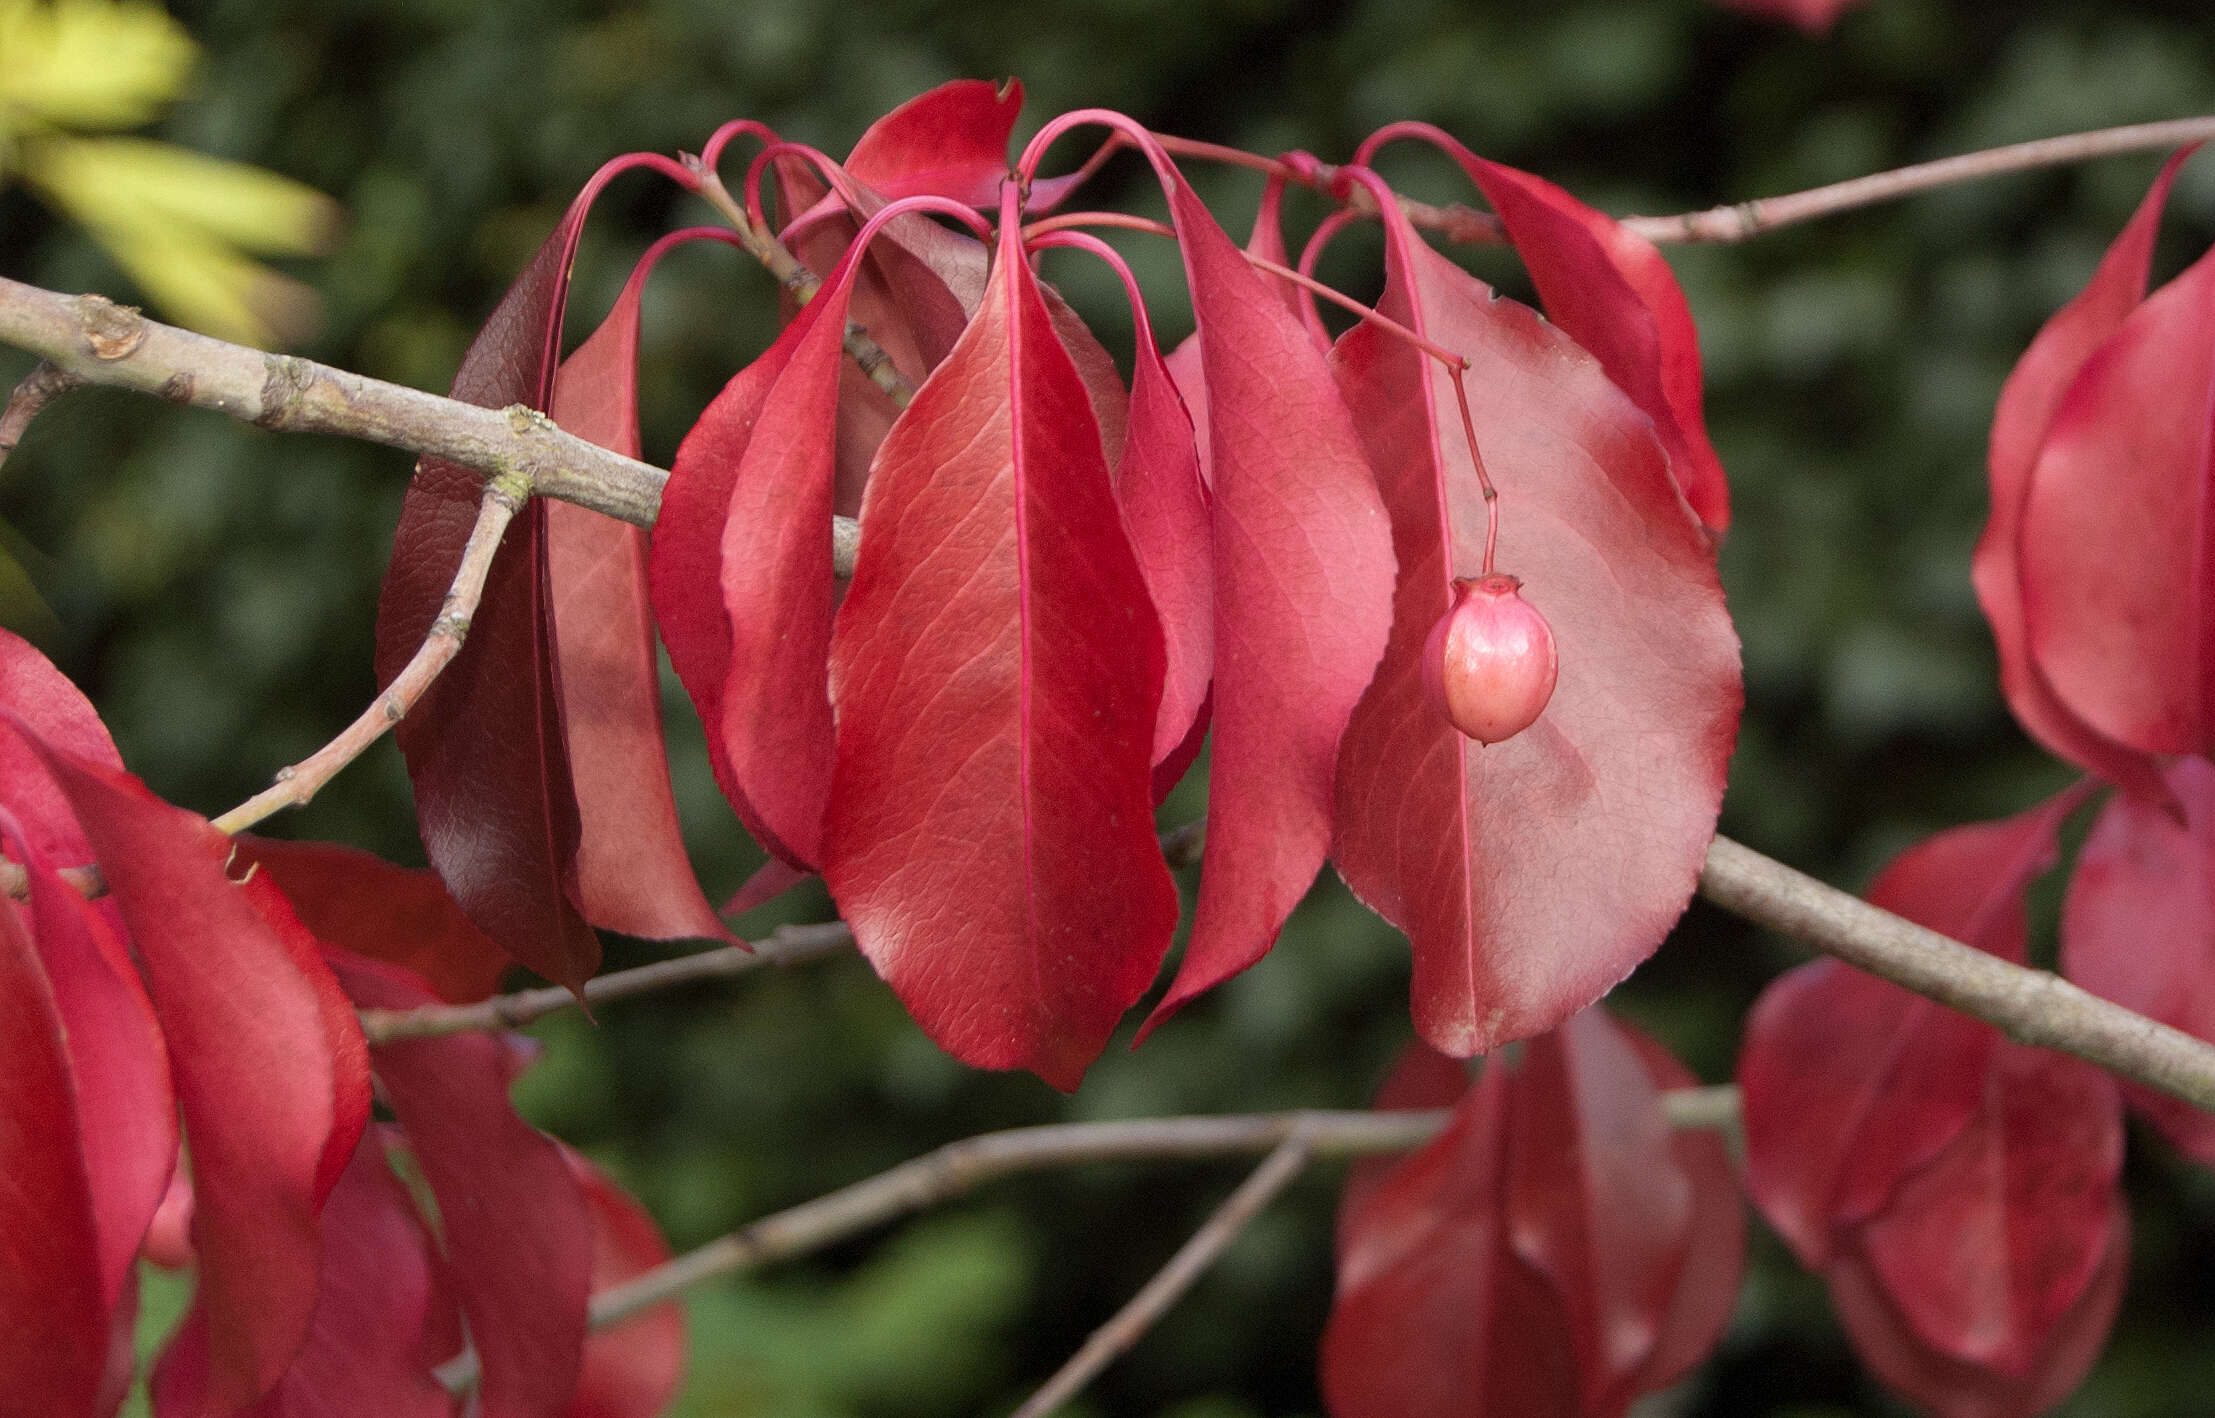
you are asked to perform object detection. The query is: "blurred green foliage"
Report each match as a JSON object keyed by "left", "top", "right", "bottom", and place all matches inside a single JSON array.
[{"left": 7, "top": 0, "right": 2215, "bottom": 1413}]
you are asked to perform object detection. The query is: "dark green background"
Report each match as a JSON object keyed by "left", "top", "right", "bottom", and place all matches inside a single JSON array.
[{"left": 7, "top": 0, "right": 2215, "bottom": 1413}]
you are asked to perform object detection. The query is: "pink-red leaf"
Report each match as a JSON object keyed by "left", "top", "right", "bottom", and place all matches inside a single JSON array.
[
  {"left": 0, "top": 890, "right": 108, "bottom": 1418},
  {"left": 843, "top": 78, "right": 1027, "bottom": 207},
  {"left": 0, "top": 626, "right": 121, "bottom": 864},
  {"left": 547, "top": 239, "right": 733, "bottom": 943},
  {"left": 2062, "top": 758, "right": 2215, "bottom": 1161},
  {"left": 565, "top": 1149, "right": 684, "bottom": 1418},
  {"left": 2020, "top": 225, "right": 2215, "bottom": 756},
  {"left": 1328, "top": 198, "right": 1738, "bottom": 1057},
  {"left": 374, "top": 211, "right": 599, "bottom": 992},
  {"left": 330, "top": 954, "right": 595, "bottom": 1418},
  {"left": 21, "top": 738, "right": 368, "bottom": 1413},
  {"left": 1714, "top": 0, "right": 1868, "bottom": 31},
  {"left": 822, "top": 192, "right": 1178, "bottom": 1089},
  {"left": 1973, "top": 150, "right": 2191, "bottom": 794}
]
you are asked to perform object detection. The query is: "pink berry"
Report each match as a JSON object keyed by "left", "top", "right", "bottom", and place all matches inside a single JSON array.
[{"left": 1421, "top": 573, "right": 1558, "bottom": 745}]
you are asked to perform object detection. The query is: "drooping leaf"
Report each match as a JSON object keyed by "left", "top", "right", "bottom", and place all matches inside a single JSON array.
[
  {"left": 156, "top": 1131, "right": 459, "bottom": 1418},
  {"left": 328, "top": 953, "right": 596, "bottom": 1418},
  {"left": 373, "top": 202, "right": 600, "bottom": 992},
  {"left": 0, "top": 889, "right": 109, "bottom": 1418},
  {"left": 1738, "top": 796, "right": 2071, "bottom": 1268},
  {"left": 649, "top": 231, "right": 886, "bottom": 870},
  {"left": 1364, "top": 132, "right": 1728, "bottom": 532},
  {"left": 1973, "top": 149, "right": 2192, "bottom": 796},
  {"left": 236, "top": 836, "right": 513, "bottom": 1005},
  {"left": 2019, "top": 221, "right": 2215, "bottom": 757},
  {"left": 547, "top": 234, "right": 735, "bottom": 944},
  {"left": 1323, "top": 1011, "right": 1741, "bottom": 1418},
  {"left": 16, "top": 734, "right": 367, "bottom": 1413},
  {"left": 1328, "top": 195, "right": 1738, "bottom": 1057},
  {"left": 842, "top": 78, "right": 1028, "bottom": 207},
  {"left": 2062, "top": 758, "right": 2215, "bottom": 1161},
  {"left": 2, "top": 815, "right": 173, "bottom": 1311},
  {"left": 565, "top": 1149, "right": 684, "bottom": 1418},
  {"left": 1739, "top": 797, "right": 2125, "bottom": 1417},
  {"left": 1046, "top": 125, "right": 1394, "bottom": 1032},
  {"left": 822, "top": 190, "right": 1178, "bottom": 1089}
]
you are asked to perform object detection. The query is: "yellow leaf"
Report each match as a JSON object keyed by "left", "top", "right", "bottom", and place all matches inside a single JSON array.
[
  {"left": 0, "top": 0, "right": 195, "bottom": 133},
  {"left": 22, "top": 134, "right": 338, "bottom": 255}
]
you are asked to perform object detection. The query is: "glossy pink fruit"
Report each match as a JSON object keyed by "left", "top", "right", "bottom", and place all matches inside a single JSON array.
[{"left": 1421, "top": 574, "right": 1558, "bottom": 744}]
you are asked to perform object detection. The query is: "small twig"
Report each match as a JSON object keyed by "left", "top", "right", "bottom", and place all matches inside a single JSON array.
[
  {"left": 1700, "top": 834, "right": 2215, "bottom": 1113},
  {"left": 358, "top": 920, "right": 855, "bottom": 1043},
  {"left": 1008, "top": 1132, "right": 1315, "bottom": 1418},
  {"left": 1624, "top": 115, "right": 2215, "bottom": 244},
  {"left": 211, "top": 484, "right": 521, "bottom": 836},
  {"left": 688, "top": 166, "right": 918, "bottom": 409},
  {"left": 0, "top": 360, "right": 84, "bottom": 476}
]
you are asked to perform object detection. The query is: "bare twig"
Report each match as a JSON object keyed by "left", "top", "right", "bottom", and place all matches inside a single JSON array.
[
  {"left": 0, "top": 360, "right": 83, "bottom": 476},
  {"left": 1009, "top": 1132, "right": 1315, "bottom": 1418},
  {"left": 1701, "top": 834, "right": 2215, "bottom": 1112},
  {"left": 358, "top": 920, "right": 855, "bottom": 1043},
  {"left": 211, "top": 484, "right": 521, "bottom": 836},
  {"left": 1625, "top": 115, "right": 2215, "bottom": 244}
]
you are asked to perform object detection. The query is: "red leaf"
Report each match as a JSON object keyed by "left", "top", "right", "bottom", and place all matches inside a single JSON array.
[
  {"left": 564, "top": 1150, "right": 684, "bottom": 1418},
  {"left": 0, "top": 890, "right": 109, "bottom": 1418},
  {"left": 822, "top": 190, "right": 1178, "bottom": 1089},
  {"left": 1713, "top": 0, "right": 1868, "bottom": 31},
  {"left": 649, "top": 231, "right": 889, "bottom": 869},
  {"left": 2, "top": 817, "right": 174, "bottom": 1309},
  {"left": 158, "top": 1132, "right": 459, "bottom": 1418},
  {"left": 1738, "top": 796, "right": 2071, "bottom": 1268},
  {"left": 330, "top": 953, "right": 595, "bottom": 1418},
  {"left": 237, "top": 836, "right": 512, "bottom": 1004},
  {"left": 374, "top": 207, "right": 600, "bottom": 992},
  {"left": 19, "top": 738, "right": 369, "bottom": 1412},
  {"left": 1025, "top": 124, "right": 1395, "bottom": 1031},
  {"left": 1328, "top": 195, "right": 1739, "bottom": 1056},
  {"left": 1385, "top": 136, "right": 1729, "bottom": 533},
  {"left": 1740, "top": 799, "right": 2125, "bottom": 1416},
  {"left": 547, "top": 236, "right": 735, "bottom": 944},
  {"left": 721, "top": 856, "right": 813, "bottom": 916},
  {"left": 2063, "top": 758, "right": 2215, "bottom": 1161},
  {"left": 2020, "top": 220, "right": 2215, "bottom": 756},
  {"left": 1323, "top": 1010, "right": 1742, "bottom": 1418},
  {"left": 844, "top": 78, "right": 1027, "bottom": 207},
  {"left": 1974, "top": 150, "right": 2192, "bottom": 794},
  {"left": 0, "top": 626, "right": 122, "bottom": 864}
]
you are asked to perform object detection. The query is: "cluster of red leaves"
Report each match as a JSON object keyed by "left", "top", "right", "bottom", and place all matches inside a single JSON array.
[
  {"left": 375, "top": 80, "right": 1741, "bottom": 1091},
  {"left": 1325, "top": 1011, "right": 1743, "bottom": 1418},
  {"left": 0, "top": 630, "right": 682, "bottom": 1418}
]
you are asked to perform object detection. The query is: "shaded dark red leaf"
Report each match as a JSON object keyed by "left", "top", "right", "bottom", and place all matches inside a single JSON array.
[
  {"left": 2020, "top": 211, "right": 2215, "bottom": 756},
  {"left": 373, "top": 205, "right": 599, "bottom": 993},
  {"left": 1364, "top": 131, "right": 1728, "bottom": 532},
  {"left": 822, "top": 190, "right": 1178, "bottom": 1089},
  {"left": 0, "top": 888, "right": 109, "bottom": 1418},
  {"left": 547, "top": 234, "right": 736, "bottom": 944},
  {"left": 564, "top": 1149, "right": 684, "bottom": 1418},
  {"left": 2062, "top": 758, "right": 2215, "bottom": 1161},
  {"left": 330, "top": 953, "right": 595, "bottom": 1418},
  {"left": 1973, "top": 150, "right": 2192, "bottom": 796},
  {"left": 1328, "top": 190, "right": 1738, "bottom": 1057},
  {"left": 237, "top": 836, "right": 512, "bottom": 1004},
  {"left": 1324, "top": 1010, "right": 1742, "bottom": 1418},
  {"left": 19, "top": 736, "right": 369, "bottom": 1413}
]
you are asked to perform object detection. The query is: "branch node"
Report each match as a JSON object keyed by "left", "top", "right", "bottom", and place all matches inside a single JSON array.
[
  {"left": 75, "top": 294, "right": 145, "bottom": 361},
  {"left": 255, "top": 354, "right": 318, "bottom": 428}
]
